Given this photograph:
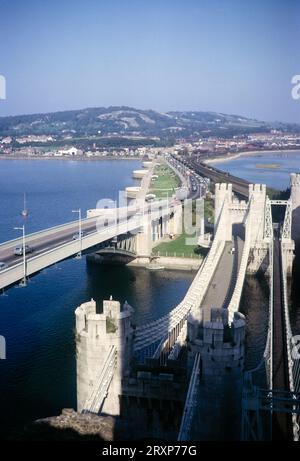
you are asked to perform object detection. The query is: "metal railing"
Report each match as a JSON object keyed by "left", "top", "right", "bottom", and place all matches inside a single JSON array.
[
  {"left": 227, "top": 236, "right": 251, "bottom": 322},
  {"left": 134, "top": 199, "right": 229, "bottom": 356},
  {"left": 242, "top": 231, "right": 300, "bottom": 441},
  {"left": 178, "top": 353, "right": 201, "bottom": 441},
  {"left": 280, "top": 243, "right": 300, "bottom": 440},
  {"left": 153, "top": 250, "right": 202, "bottom": 259},
  {"left": 133, "top": 239, "right": 225, "bottom": 354}
]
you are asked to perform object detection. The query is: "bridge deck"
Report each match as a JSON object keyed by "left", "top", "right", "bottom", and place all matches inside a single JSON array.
[
  {"left": 201, "top": 231, "right": 244, "bottom": 322},
  {"left": 0, "top": 200, "right": 174, "bottom": 290},
  {"left": 183, "top": 159, "right": 249, "bottom": 198},
  {"left": 0, "top": 218, "right": 98, "bottom": 269},
  {"left": 272, "top": 236, "right": 293, "bottom": 439}
]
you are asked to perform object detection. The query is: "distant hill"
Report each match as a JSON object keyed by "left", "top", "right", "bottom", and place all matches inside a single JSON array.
[{"left": 0, "top": 106, "right": 299, "bottom": 142}]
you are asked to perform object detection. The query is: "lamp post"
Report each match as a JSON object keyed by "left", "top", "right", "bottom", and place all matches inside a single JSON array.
[
  {"left": 72, "top": 208, "right": 82, "bottom": 258},
  {"left": 14, "top": 225, "right": 27, "bottom": 286}
]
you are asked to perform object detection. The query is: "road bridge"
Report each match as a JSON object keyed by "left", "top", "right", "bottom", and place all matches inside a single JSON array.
[{"left": 0, "top": 198, "right": 181, "bottom": 291}]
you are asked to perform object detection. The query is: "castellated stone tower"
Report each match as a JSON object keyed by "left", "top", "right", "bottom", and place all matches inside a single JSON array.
[
  {"left": 214, "top": 183, "right": 232, "bottom": 223},
  {"left": 291, "top": 173, "right": 300, "bottom": 242},
  {"left": 248, "top": 184, "right": 266, "bottom": 245},
  {"left": 214, "top": 183, "right": 233, "bottom": 241},
  {"left": 75, "top": 298, "right": 133, "bottom": 415},
  {"left": 188, "top": 308, "right": 245, "bottom": 440}
]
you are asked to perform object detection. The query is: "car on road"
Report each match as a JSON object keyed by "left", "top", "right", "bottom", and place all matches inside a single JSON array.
[
  {"left": 72, "top": 231, "right": 85, "bottom": 240},
  {"left": 13, "top": 245, "right": 34, "bottom": 256},
  {"left": 0, "top": 262, "right": 8, "bottom": 271}
]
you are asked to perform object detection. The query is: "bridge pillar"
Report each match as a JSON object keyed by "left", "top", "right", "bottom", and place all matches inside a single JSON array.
[
  {"left": 246, "top": 184, "right": 270, "bottom": 274},
  {"left": 291, "top": 173, "right": 300, "bottom": 243},
  {"left": 135, "top": 203, "right": 183, "bottom": 257},
  {"left": 168, "top": 202, "right": 183, "bottom": 235},
  {"left": 75, "top": 298, "right": 133, "bottom": 415},
  {"left": 281, "top": 242, "right": 295, "bottom": 274},
  {"left": 215, "top": 183, "right": 232, "bottom": 227},
  {"left": 248, "top": 184, "right": 266, "bottom": 245},
  {"left": 135, "top": 217, "right": 153, "bottom": 257}
]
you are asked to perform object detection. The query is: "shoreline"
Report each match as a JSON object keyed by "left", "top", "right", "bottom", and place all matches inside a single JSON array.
[
  {"left": 128, "top": 255, "right": 202, "bottom": 271},
  {"left": 0, "top": 154, "right": 142, "bottom": 162},
  {"left": 203, "top": 148, "right": 300, "bottom": 165}
]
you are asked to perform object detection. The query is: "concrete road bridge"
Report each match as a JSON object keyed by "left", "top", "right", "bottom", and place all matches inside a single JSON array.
[{"left": 0, "top": 197, "right": 182, "bottom": 291}]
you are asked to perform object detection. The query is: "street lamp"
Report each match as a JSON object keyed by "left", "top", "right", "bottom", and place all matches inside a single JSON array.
[
  {"left": 14, "top": 225, "right": 27, "bottom": 287},
  {"left": 72, "top": 208, "right": 82, "bottom": 258}
]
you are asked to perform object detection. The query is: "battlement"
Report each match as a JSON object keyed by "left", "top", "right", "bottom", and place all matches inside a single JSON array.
[
  {"left": 249, "top": 183, "right": 266, "bottom": 194},
  {"left": 215, "top": 183, "right": 233, "bottom": 193},
  {"left": 75, "top": 298, "right": 133, "bottom": 337},
  {"left": 229, "top": 203, "right": 248, "bottom": 211},
  {"left": 75, "top": 299, "right": 97, "bottom": 333},
  {"left": 203, "top": 308, "right": 245, "bottom": 347},
  {"left": 231, "top": 197, "right": 247, "bottom": 206}
]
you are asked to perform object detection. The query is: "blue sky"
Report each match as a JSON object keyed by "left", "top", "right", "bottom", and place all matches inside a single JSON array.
[{"left": 0, "top": 0, "right": 299, "bottom": 122}]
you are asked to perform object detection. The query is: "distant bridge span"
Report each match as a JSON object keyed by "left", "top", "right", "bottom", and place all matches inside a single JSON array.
[
  {"left": 174, "top": 155, "right": 251, "bottom": 199},
  {"left": 0, "top": 199, "right": 180, "bottom": 291}
]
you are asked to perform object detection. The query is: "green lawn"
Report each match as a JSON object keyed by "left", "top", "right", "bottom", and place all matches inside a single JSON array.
[
  {"left": 150, "top": 169, "right": 214, "bottom": 258},
  {"left": 149, "top": 164, "right": 181, "bottom": 199},
  {"left": 151, "top": 197, "right": 213, "bottom": 259},
  {"left": 152, "top": 232, "right": 209, "bottom": 258}
]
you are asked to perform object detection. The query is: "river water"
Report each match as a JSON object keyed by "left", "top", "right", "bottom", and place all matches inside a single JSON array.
[{"left": 209, "top": 150, "right": 300, "bottom": 190}]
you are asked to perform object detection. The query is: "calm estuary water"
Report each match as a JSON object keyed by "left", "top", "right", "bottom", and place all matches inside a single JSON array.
[{"left": 212, "top": 150, "right": 300, "bottom": 190}]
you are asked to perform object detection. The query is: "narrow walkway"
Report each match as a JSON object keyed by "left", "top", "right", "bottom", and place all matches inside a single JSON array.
[
  {"left": 272, "top": 235, "right": 293, "bottom": 440},
  {"left": 201, "top": 228, "right": 244, "bottom": 322}
]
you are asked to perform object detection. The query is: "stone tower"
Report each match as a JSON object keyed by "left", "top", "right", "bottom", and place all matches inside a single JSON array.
[
  {"left": 75, "top": 298, "right": 133, "bottom": 415},
  {"left": 189, "top": 308, "right": 245, "bottom": 440},
  {"left": 214, "top": 183, "right": 233, "bottom": 241},
  {"left": 291, "top": 173, "right": 300, "bottom": 242},
  {"left": 248, "top": 184, "right": 266, "bottom": 246}
]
